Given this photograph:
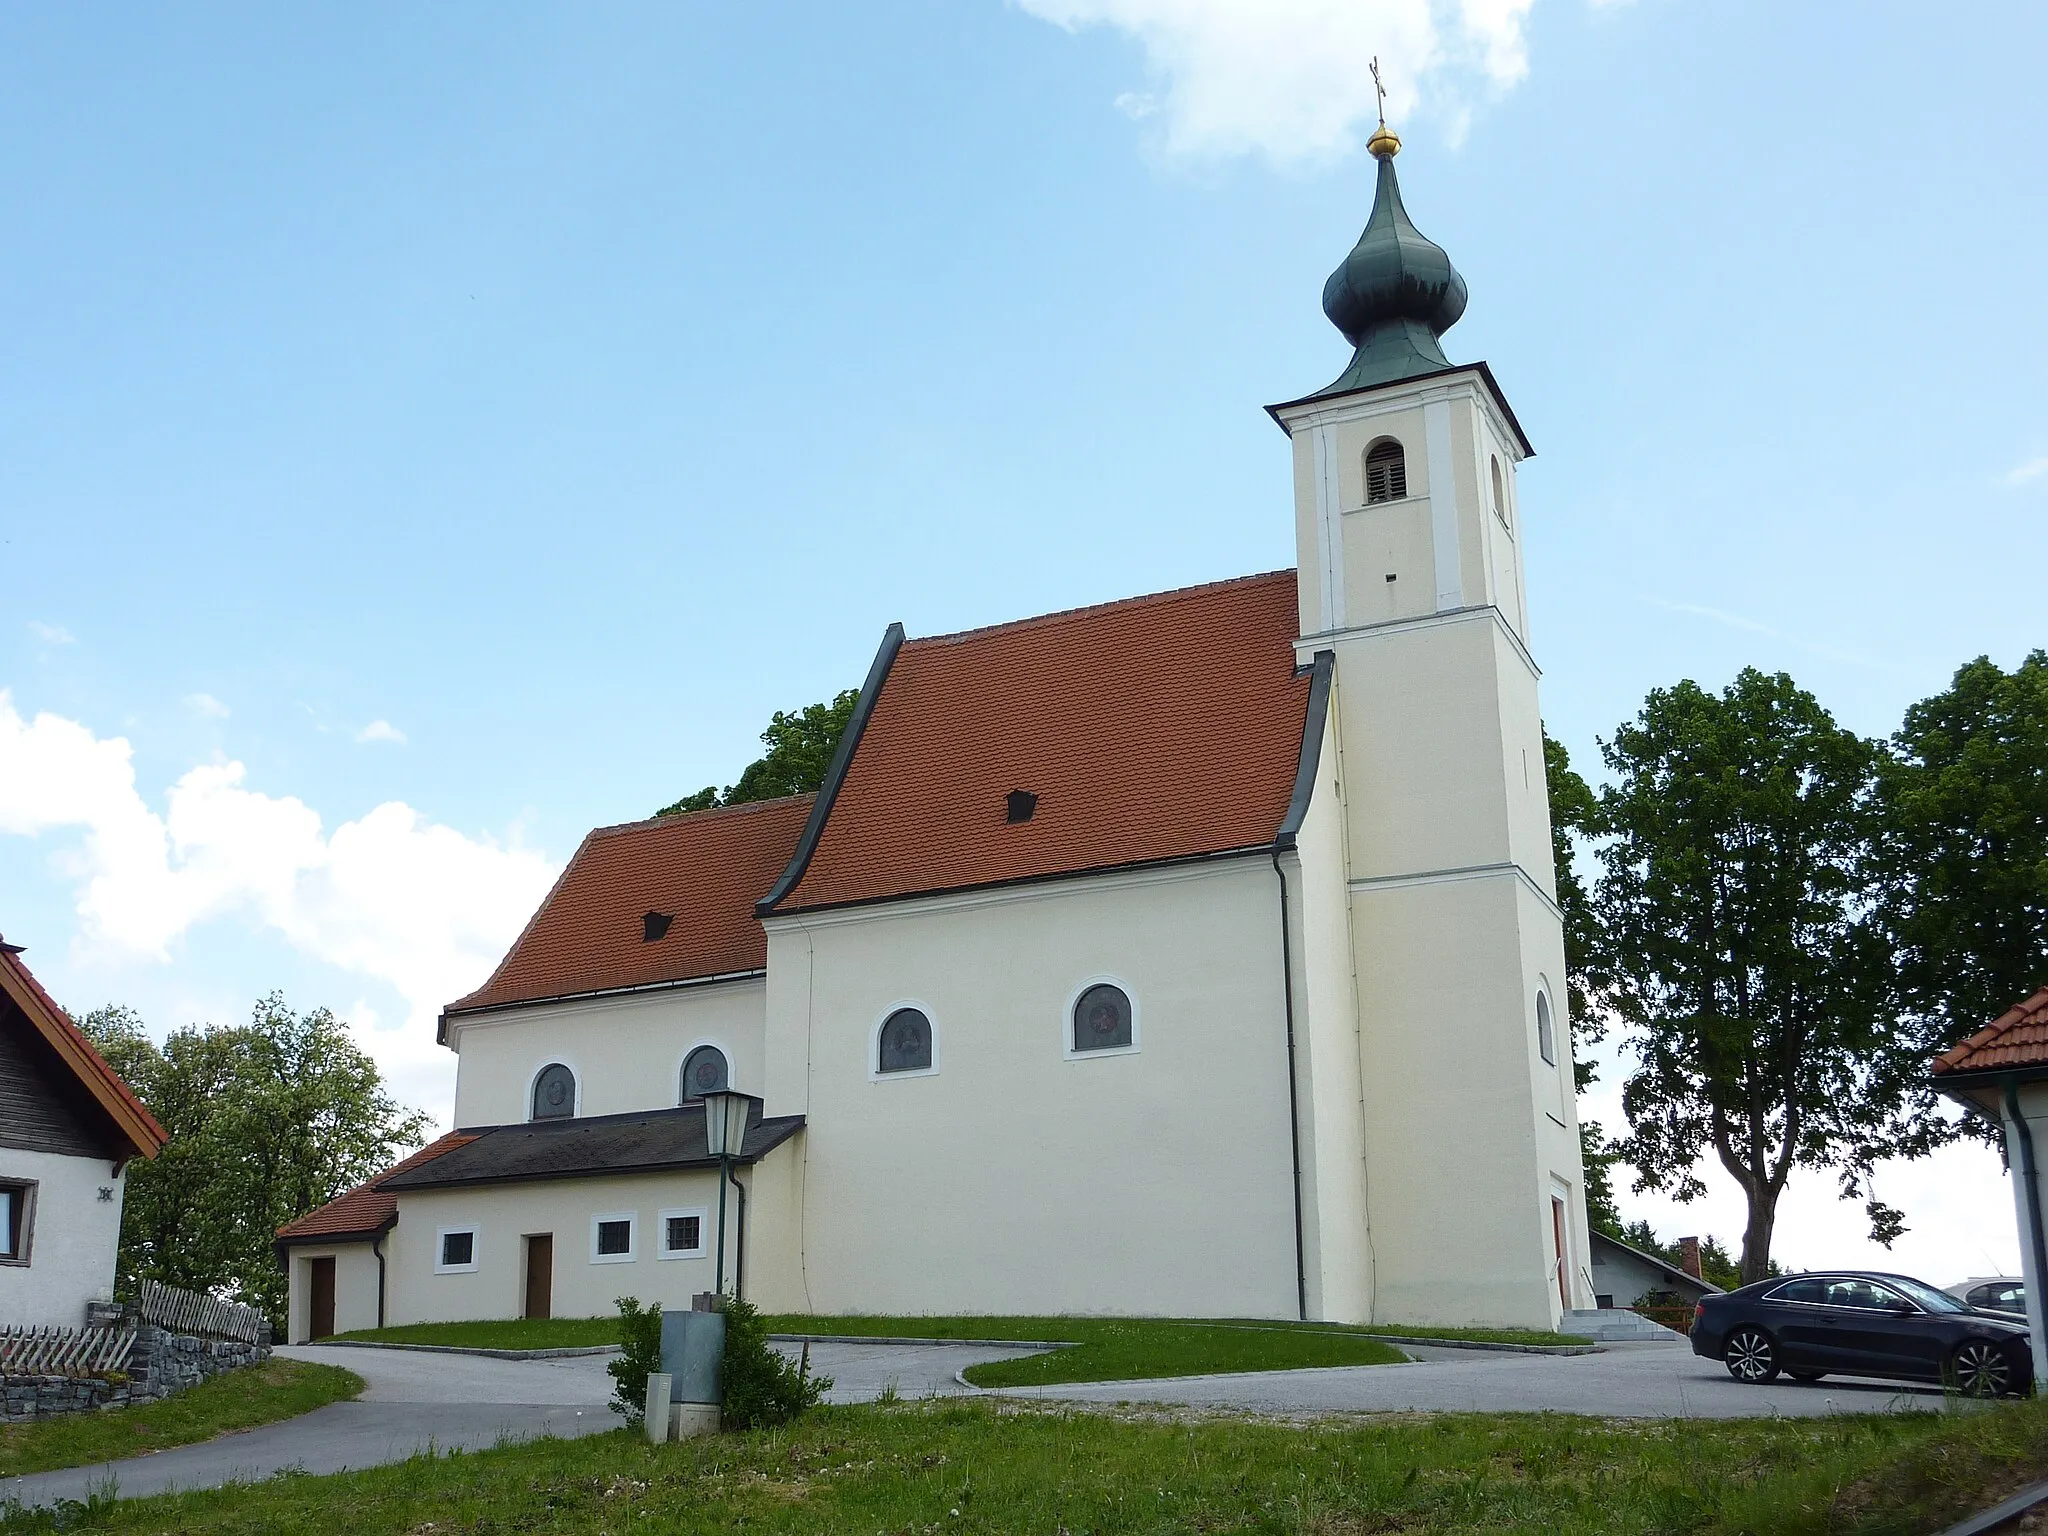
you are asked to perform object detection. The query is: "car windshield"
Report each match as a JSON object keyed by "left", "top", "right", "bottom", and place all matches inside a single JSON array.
[{"left": 1885, "top": 1275, "right": 1968, "bottom": 1314}]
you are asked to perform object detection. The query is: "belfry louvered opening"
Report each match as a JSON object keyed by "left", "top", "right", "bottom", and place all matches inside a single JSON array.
[{"left": 1365, "top": 439, "right": 1407, "bottom": 504}]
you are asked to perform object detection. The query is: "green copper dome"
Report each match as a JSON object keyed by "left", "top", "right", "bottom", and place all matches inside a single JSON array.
[{"left": 1314, "top": 144, "right": 1468, "bottom": 397}]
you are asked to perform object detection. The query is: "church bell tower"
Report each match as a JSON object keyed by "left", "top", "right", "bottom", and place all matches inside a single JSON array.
[{"left": 1271, "top": 119, "right": 1592, "bottom": 1328}]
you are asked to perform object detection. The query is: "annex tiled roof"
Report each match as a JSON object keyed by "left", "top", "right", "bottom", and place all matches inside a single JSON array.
[
  {"left": 380, "top": 1106, "right": 804, "bottom": 1191},
  {"left": 1933, "top": 986, "right": 2048, "bottom": 1076},
  {"left": 766, "top": 571, "right": 1312, "bottom": 914},
  {"left": 0, "top": 935, "right": 167, "bottom": 1161},
  {"left": 445, "top": 794, "right": 814, "bottom": 1019},
  {"left": 275, "top": 1131, "right": 477, "bottom": 1244}
]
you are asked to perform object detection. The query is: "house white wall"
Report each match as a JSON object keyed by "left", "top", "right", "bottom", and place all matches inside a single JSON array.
[
  {"left": 2003, "top": 1082, "right": 2048, "bottom": 1385},
  {"left": 384, "top": 1168, "right": 740, "bottom": 1325},
  {"left": 760, "top": 858, "right": 1303, "bottom": 1320},
  {"left": 0, "top": 1148, "right": 125, "bottom": 1329},
  {"left": 285, "top": 1242, "right": 383, "bottom": 1343},
  {"left": 448, "top": 979, "right": 768, "bottom": 1128}
]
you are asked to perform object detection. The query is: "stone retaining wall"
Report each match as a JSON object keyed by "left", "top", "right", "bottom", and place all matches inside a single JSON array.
[{"left": 1, "top": 1325, "right": 271, "bottom": 1423}]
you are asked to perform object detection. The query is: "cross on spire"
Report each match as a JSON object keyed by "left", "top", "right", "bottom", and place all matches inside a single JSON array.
[{"left": 1370, "top": 55, "right": 1388, "bottom": 128}]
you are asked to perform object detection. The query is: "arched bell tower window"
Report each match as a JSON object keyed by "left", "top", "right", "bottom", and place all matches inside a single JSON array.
[
  {"left": 1536, "top": 990, "right": 1556, "bottom": 1067},
  {"left": 1364, "top": 439, "right": 1407, "bottom": 504},
  {"left": 680, "top": 1045, "right": 729, "bottom": 1102},
  {"left": 532, "top": 1062, "right": 576, "bottom": 1121},
  {"left": 1490, "top": 455, "right": 1508, "bottom": 526}
]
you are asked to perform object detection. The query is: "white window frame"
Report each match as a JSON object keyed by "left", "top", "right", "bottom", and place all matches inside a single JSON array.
[
  {"left": 869, "top": 1000, "right": 940, "bottom": 1081},
  {"left": 1536, "top": 986, "right": 1557, "bottom": 1067},
  {"left": 590, "top": 1211, "right": 638, "bottom": 1265},
  {"left": 527, "top": 1059, "right": 580, "bottom": 1122},
  {"left": 434, "top": 1225, "right": 480, "bottom": 1275},
  {"left": 656, "top": 1206, "right": 709, "bottom": 1260},
  {"left": 1063, "top": 975, "right": 1141, "bottom": 1061},
  {"left": 0, "top": 1179, "right": 37, "bottom": 1267}
]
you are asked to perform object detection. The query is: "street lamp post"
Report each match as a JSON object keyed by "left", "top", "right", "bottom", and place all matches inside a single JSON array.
[{"left": 700, "top": 1088, "right": 760, "bottom": 1297}]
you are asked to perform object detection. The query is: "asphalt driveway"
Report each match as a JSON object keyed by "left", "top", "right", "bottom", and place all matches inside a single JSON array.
[
  {"left": 2, "top": 1336, "right": 1953, "bottom": 1510},
  {"left": 0, "top": 1338, "right": 1038, "bottom": 1510}
]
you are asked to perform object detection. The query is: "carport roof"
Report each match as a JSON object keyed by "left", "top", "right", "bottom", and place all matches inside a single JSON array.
[{"left": 377, "top": 1105, "right": 804, "bottom": 1192}]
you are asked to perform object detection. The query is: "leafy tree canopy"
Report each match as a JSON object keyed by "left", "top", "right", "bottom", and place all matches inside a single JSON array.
[
  {"left": 657, "top": 690, "right": 858, "bottom": 817},
  {"left": 1876, "top": 650, "right": 2048, "bottom": 1062},
  {"left": 82, "top": 995, "right": 430, "bottom": 1328},
  {"left": 1593, "top": 668, "right": 1934, "bottom": 1284},
  {"left": 1544, "top": 728, "right": 1602, "bottom": 1089}
]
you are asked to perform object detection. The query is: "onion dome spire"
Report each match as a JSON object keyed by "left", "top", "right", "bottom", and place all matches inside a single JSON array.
[{"left": 1313, "top": 112, "right": 1468, "bottom": 398}]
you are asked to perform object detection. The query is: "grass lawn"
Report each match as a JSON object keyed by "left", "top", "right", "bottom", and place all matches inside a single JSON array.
[
  {"left": 332, "top": 1317, "right": 620, "bottom": 1351},
  {"left": 5, "top": 1395, "right": 2045, "bottom": 1534},
  {"left": 328, "top": 1314, "right": 1582, "bottom": 1386},
  {"left": 0, "top": 1358, "right": 361, "bottom": 1480}
]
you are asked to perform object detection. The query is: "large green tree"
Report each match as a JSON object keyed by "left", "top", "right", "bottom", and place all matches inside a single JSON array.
[
  {"left": 1592, "top": 668, "right": 1934, "bottom": 1284},
  {"left": 83, "top": 995, "right": 430, "bottom": 1325},
  {"left": 1544, "top": 728, "right": 1602, "bottom": 1085},
  {"left": 658, "top": 689, "right": 858, "bottom": 816},
  {"left": 1876, "top": 651, "right": 2048, "bottom": 1066}
]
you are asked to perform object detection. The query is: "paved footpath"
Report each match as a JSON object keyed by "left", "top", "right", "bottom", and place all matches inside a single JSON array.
[
  {"left": 0, "top": 1338, "right": 1038, "bottom": 1510},
  {"left": 1009, "top": 1339, "right": 1952, "bottom": 1419}
]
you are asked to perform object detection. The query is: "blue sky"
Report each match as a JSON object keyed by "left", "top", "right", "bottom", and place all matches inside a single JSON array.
[{"left": 4, "top": 0, "right": 2044, "bottom": 1282}]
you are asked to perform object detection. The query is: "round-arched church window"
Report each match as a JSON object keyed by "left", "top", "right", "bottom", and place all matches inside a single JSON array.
[
  {"left": 532, "top": 1062, "right": 576, "bottom": 1120},
  {"left": 1072, "top": 983, "right": 1133, "bottom": 1052},
  {"left": 877, "top": 1008, "right": 933, "bottom": 1074},
  {"left": 681, "top": 1045, "right": 729, "bottom": 1101}
]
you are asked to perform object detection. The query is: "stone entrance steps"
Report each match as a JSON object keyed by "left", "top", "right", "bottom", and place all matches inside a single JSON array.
[{"left": 1564, "top": 1308, "right": 1684, "bottom": 1342}]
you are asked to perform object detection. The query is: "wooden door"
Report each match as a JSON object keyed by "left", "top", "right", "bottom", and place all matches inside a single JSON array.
[
  {"left": 309, "top": 1256, "right": 336, "bottom": 1340},
  {"left": 524, "top": 1234, "right": 553, "bottom": 1320},
  {"left": 1551, "top": 1198, "right": 1570, "bottom": 1311}
]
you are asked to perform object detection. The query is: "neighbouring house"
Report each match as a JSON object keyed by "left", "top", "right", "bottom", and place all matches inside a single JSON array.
[
  {"left": 0, "top": 935, "right": 168, "bottom": 1327},
  {"left": 1931, "top": 984, "right": 2048, "bottom": 1384},
  {"left": 281, "top": 129, "right": 1593, "bottom": 1341},
  {"left": 1588, "top": 1230, "right": 1720, "bottom": 1312}
]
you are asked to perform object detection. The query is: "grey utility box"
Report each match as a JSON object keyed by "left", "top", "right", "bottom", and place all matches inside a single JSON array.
[{"left": 660, "top": 1309, "right": 725, "bottom": 1406}]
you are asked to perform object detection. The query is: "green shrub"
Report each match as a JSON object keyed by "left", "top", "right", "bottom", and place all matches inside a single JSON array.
[
  {"left": 606, "top": 1296, "right": 663, "bottom": 1426},
  {"left": 718, "top": 1294, "right": 830, "bottom": 1430}
]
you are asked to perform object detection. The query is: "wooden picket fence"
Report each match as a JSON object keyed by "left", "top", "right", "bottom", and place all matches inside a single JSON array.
[
  {"left": 0, "top": 1323, "right": 137, "bottom": 1378},
  {"left": 137, "top": 1279, "right": 266, "bottom": 1344}
]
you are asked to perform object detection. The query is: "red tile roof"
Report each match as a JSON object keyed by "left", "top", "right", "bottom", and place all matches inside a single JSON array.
[
  {"left": 275, "top": 1132, "right": 477, "bottom": 1243},
  {"left": 0, "top": 936, "right": 167, "bottom": 1160},
  {"left": 1934, "top": 986, "right": 2048, "bottom": 1076},
  {"left": 767, "top": 571, "right": 1312, "bottom": 914},
  {"left": 445, "top": 794, "right": 813, "bottom": 1019}
]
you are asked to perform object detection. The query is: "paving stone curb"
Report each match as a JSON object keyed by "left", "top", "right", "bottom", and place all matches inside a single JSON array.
[{"left": 307, "top": 1340, "right": 620, "bottom": 1360}]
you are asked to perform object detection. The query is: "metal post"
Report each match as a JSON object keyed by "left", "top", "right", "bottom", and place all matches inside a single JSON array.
[{"left": 714, "top": 1151, "right": 731, "bottom": 1295}]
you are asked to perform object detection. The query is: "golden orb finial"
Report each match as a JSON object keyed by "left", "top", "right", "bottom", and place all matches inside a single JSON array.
[{"left": 1366, "top": 56, "right": 1400, "bottom": 159}]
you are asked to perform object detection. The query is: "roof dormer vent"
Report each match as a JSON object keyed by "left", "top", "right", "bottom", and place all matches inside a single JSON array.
[
  {"left": 1005, "top": 790, "right": 1038, "bottom": 824},
  {"left": 642, "top": 911, "right": 674, "bottom": 943}
]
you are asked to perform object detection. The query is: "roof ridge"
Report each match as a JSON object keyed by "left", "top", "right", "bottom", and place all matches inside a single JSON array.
[
  {"left": 589, "top": 790, "right": 820, "bottom": 839},
  {"left": 908, "top": 569, "right": 1296, "bottom": 649}
]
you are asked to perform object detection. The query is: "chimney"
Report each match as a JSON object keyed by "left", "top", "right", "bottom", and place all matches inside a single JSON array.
[{"left": 1678, "top": 1236, "right": 1702, "bottom": 1280}]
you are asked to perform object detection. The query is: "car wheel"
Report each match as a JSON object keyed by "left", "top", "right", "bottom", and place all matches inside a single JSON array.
[
  {"left": 1946, "top": 1340, "right": 2017, "bottom": 1398},
  {"left": 1787, "top": 1369, "right": 1826, "bottom": 1383},
  {"left": 1724, "top": 1327, "right": 1779, "bottom": 1384}
]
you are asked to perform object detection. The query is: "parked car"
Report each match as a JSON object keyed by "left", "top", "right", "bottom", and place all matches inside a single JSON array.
[
  {"left": 1949, "top": 1278, "right": 2027, "bottom": 1317},
  {"left": 1691, "top": 1271, "right": 2032, "bottom": 1396}
]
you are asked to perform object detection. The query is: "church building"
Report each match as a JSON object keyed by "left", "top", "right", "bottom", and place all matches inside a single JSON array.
[{"left": 279, "top": 126, "right": 1593, "bottom": 1342}]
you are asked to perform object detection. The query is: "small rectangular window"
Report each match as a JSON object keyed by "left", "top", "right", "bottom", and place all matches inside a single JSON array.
[
  {"left": 591, "top": 1212, "right": 638, "bottom": 1264},
  {"left": 658, "top": 1207, "right": 707, "bottom": 1260},
  {"left": 0, "top": 1182, "right": 34, "bottom": 1265},
  {"left": 435, "top": 1226, "right": 479, "bottom": 1273}
]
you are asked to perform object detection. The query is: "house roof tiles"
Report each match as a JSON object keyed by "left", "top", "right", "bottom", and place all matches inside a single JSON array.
[
  {"left": 1933, "top": 986, "right": 2048, "bottom": 1077},
  {"left": 766, "top": 570, "right": 1313, "bottom": 914},
  {"left": 444, "top": 794, "right": 814, "bottom": 1021},
  {"left": 274, "top": 1131, "right": 478, "bottom": 1244}
]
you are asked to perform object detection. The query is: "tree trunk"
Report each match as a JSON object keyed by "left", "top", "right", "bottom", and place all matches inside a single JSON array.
[{"left": 1740, "top": 1185, "right": 1778, "bottom": 1286}]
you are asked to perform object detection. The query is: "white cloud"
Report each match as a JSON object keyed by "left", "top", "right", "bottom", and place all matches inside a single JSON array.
[
  {"left": 183, "top": 692, "right": 231, "bottom": 720},
  {"left": 2002, "top": 455, "right": 2048, "bottom": 487},
  {"left": 0, "top": 691, "right": 557, "bottom": 1100},
  {"left": 28, "top": 622, "right": 76, "bottom": 645},
  {"left": 1014, "top": 0, "right": 1535, "bottom": 163},
  {"left": 356, "top": 719, "right": 407, "bottom": 745}
]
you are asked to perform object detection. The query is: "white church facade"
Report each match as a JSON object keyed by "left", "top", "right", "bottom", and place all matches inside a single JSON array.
[{"left": 279, "top": 129, "right": 1593, "bottom": 1342}]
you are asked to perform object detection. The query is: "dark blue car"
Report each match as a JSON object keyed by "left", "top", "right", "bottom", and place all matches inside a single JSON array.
[{"left": 1691, "top": 1271, "right": 2032, "bottom": 1396}]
